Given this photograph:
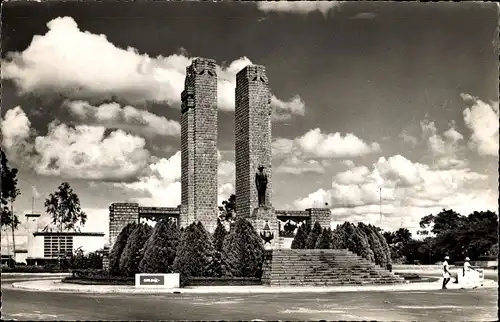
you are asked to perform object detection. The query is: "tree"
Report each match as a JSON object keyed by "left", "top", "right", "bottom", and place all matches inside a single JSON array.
[
  {"left": 315, "top": 227, "right": 333, "bottom": 249},
  {"left": 139, "top": 219, "right": 180, "bottom": 273},
  {"left": 119, "top": 223, "right": 153, "bottom": 277},
  {"left": 358, "top": 223, "right": 387, "bottom": 267},
  {"left": 221, "top": 217, "right": 265, "bottom": 278},
  {"left": 370, "top": 224, "right": 392, "bottom": 265},
  {"left": 0, "top": 148, "right": 21, "bottom": 261},
  {"left": 172, "top": 222, "right": 219, "bottom": 285},
  {"left": 45, "top": 182, "right": 87, "bottom": 269},
  {"left": 291, "top": 222, "right": 309, "bottom": 249},
  {"left": 45, "top": 182, "right": 87, "bottom": 232},
  {"left": 109, "top": 222, "right": 137, "bottom": 276},
  {"left": 212, "top": 219, "right": 227, "bottom": 253},
  {"left": 338, "top": 222, "right": 374, "bottom": 262},
  {"left": 305, "top": 222, "right": 322, "bottom": 249},
  {"left": 218, "top": 194, "right": 236, "bottom": 223}
]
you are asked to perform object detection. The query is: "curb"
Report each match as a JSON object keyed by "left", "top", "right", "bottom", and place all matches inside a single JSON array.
[
  {"left": 11, "top": 279, "right": 497, "bottom": 294},
  {"left": 1, "top": 273, "right": 72, "bottom": 276}
]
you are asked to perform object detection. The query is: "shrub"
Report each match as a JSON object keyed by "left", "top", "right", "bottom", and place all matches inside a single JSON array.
[
  {"left": 119, "top": 223, "right": 153, "bottom": 277},
  {"left": 358, "top": 222, "right": 387, "bottom": 267},
  {"left": 291, "top": 222, "right": 309, "bottom": 249},
  {"left": 305, "top": 222, "right": 322, "bottom": 249},
  {"left": 337, "top": 222, "right": 374, "bottom": 261},
  {"left": 222, "top": 217, "right": 265, "bottom": 278},
  {"left": 139, "top": 219, "right": 179, "bottom": 274},
  {"left": 370, "top": 224, "right": 392, "bottom": 265},
  {"left": 315, "top": 227, "right": 333, "bottom": 249},
  {"left": 331, "top": 227, "right": 346, "bottom": 249},
  {"left": 172, "top": 222, "right": 219, "bottom": 285},
  {"left": 354, "top": 225, "right": 375, "bottom": 262},
  {"left": 212, "top": 219, "right": 227, "bottom": 253},
  {"left": 109, "top": 222, "right": 137, "bottom": 276}
]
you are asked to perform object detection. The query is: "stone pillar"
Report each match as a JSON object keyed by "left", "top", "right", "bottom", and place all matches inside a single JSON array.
[
  {"left": 180, "top": 58, "right": 218, "bottom": 233},
  {"left": 108, "top": 203, "right": 139, "bottom": 249},
  {"left": 235, "top": 65, "right": 273, "bottom": 219},
  {"left": 251, "top": 207, "right": 280, "bottom": 250},
  {"left": 102, "top": 245, "right": 110, "bottom": 270},
  {"left": 307, "top": 208, "right": 332, "bottom": 229}
]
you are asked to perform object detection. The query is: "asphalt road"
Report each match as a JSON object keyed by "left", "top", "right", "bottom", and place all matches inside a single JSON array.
[{"left": 2, "top": 275, "right": 498, "bottom": 321}]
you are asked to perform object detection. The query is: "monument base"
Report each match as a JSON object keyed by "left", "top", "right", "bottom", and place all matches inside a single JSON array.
[{"left": 250, "top": 206, "right": 280, "bottom": 250}]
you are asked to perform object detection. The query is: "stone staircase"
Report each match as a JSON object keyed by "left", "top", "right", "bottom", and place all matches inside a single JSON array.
[{"left": 262, "top": 249, "right": 407, "bottom": 286}]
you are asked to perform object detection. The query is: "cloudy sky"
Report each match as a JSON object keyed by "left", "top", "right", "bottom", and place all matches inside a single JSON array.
[{"left": 1, "top": 1, "right": 498, "bottom": 249}]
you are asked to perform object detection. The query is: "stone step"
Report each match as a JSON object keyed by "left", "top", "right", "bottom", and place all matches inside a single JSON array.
[{"left": 269, "top": 280, "right": 406, "bottom": 286}]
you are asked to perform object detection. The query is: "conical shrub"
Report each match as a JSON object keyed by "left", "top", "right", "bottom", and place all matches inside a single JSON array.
[
  {"left": 172, "top": 222, "right": 219, "bottom": 285},
  {"left": 108, "top": 222, "right": 137, "bottom": 276},
  {"left": 139, "top": 219, "right": 180, "bottom": 273},
  {"left": 119, "top": 223, "right": 153, "bottom": 277},
  {"left": 291, "top": 222, "right": 309, "bottom": 249},
  {"left": 212, "top": 219, "right": 227, "bottom": 253},
  {"left": 222, "top": 217, "right": 265, "bottom": 278},
  {"left": 315, "top": 227, "right": 333, "bottom": 249},
  {"left": 305, "top": 222, "right": 322, "bottom": 249}
]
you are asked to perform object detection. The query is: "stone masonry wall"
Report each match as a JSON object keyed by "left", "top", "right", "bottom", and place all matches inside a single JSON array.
[
  {"left": 235, "top": 65, "right": 273, "bottom": 218},
  {"left": 307, "top": 208, "right": 332, "bottom": 229},
  {"left": 180, "top": 58, "right": 218, "bottom": 233},
  {"left": 108, "top": 203, "right": 139, "bottom": 248}
]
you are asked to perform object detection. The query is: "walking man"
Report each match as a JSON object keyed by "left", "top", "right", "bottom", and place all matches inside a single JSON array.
[
  {"left": 461, "top": 257, "right": 478, "bottom": 289},
  {"left": 442, "top": 256, "right": 451, "bottom": 289}
]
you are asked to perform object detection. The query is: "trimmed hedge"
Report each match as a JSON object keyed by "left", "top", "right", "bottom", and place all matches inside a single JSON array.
[
  {"left": 222, "top": 217, "right": 265, "bottom": 278},
  {"left": 172, "top": 222, "right": 220, "bottom": 285},
  {"left": 305, "top": 222, "right": 322, "bottom": 249},
  {"left": 315, "top": 227, "right": 333, "bottom": 249},
  {"left": 291, "top": 222, "right": 310, "bottom": 249},
  {"left": 119, "top": 223, "right": 153, "bottom": 277},
  {"left": 139, "top": 219, "right": 179, "bottom": 274},
  {"left": 212, "top": 219, "right": 227, "bottom": 253},
  {"left": 109, "top": 222, "right": 137, "bottom": 276}
]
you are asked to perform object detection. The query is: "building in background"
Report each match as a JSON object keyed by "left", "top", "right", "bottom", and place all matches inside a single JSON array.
[{"left": 1, "top": 213, "right": 105, "bottom": 266}]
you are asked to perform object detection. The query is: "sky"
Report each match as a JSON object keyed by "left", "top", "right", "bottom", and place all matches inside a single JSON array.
[{"left": 1, "top": 1, "right": 499, "bottom": 250}]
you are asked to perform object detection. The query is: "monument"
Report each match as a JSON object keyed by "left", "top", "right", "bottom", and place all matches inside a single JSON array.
[
  {"left": 179, "top": 58, "right": 219, "bottom": 233},
  {"left": 107, "top": 59, "right": 332, "bottom": 252},
  {"left": 235, "top": 65, "right": 279, "bottom": 249}
]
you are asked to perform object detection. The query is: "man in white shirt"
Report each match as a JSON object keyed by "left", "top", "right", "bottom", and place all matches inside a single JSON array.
[
  {"left": 442, "top": 256, "right": 451, "bottom": 289},
  {"left": 461, "top": 257, "right": 478, "bottom": 289}
]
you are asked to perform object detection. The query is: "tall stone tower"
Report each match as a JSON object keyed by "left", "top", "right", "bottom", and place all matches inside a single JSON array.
[
  {"left": 235, "top": 65, "right": 273, "bottom": 218},
  {"left": 180, "top": 58, "right": 218, "bottom": 233}
]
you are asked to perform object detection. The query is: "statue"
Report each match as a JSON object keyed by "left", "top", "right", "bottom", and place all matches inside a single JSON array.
[{"left": 255, "top": 166, "right": 268, "bottom": 207}]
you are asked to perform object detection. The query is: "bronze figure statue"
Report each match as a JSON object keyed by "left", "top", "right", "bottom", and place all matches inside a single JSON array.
[{"left": 255, "top": 166, "right": 268, "bottom": 206}]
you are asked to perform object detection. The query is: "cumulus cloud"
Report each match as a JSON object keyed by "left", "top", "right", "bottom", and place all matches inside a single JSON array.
[
  {"left": 461, "top": 93, "right": 499, "bottom": 157},
  {"left": 66, "top": 100, "right": 181, "bottom": 138},
  {"left": 294, "top": 155, "right": 494, "bottom": 231},
  {"left": 0, "top": 106, "right": 151, "bottom": 181},
  {"left": 33, "top": 121, "right": 150, "bottom": 180},
  {"left": 257, "top": 1, "right": 343, "bottom": 16},
  {"left": 420, "top": 120, "right": 467, "bottom": 170},
  {"left": 119, "top": 151, "right": 236, "bottom": 207},
  {"left": 0, "top": 106, "right": 34, "bottom": 161},
  {"left": 273, "top": 128, "right": 381, "bottom": 159},
  {"left": 276, "top": 156, "right": 325, "bottom": 175},
  {"left": 2, "top": 17, "right": 305, "bottom": 121}
]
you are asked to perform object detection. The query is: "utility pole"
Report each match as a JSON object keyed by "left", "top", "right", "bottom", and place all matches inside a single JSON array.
[{"left": 379, "top": 187, "right": 382, "bottom": 225}]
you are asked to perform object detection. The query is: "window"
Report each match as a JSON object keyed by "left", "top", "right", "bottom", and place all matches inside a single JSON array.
[{"left": 43, "top": 236, "right": 74, "bottom": 258}]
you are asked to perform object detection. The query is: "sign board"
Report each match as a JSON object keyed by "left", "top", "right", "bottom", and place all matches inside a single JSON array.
[{"left": 135, "top": 273, "right": 180, "bottom": 288}]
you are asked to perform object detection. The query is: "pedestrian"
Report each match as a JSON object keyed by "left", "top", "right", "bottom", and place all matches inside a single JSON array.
[
  {"left": 442, "top": 256, "right": 451, "bottom": 289},
  {"left": 461, "top": 257, "right": 478, "bottom": 289}
]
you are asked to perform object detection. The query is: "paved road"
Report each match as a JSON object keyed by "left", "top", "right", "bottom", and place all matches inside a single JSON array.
[{"left": 2, "top": 276, "right": 498, "bottom": 321}]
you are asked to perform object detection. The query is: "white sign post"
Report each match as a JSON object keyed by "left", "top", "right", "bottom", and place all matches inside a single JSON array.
[{"left": 135, "top": 273, "right": 180, "bottom": 288}]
